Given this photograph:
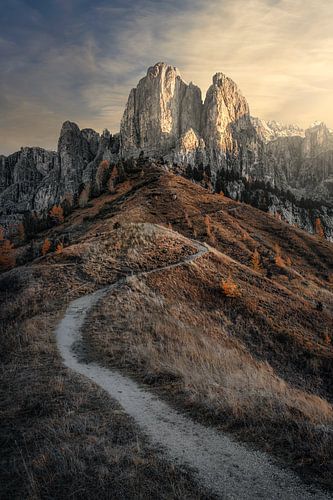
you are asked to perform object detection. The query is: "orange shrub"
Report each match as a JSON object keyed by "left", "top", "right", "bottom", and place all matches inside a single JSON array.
[
  {"left": 49, "top": 205, "right": 64, "bottom": 225},
  {"left": 285, "top": 256, "right": 292, "bottom": 267},
  {"left": 56, "top": 242, "right": 64, "bottom": 254},
  {"left": 205, "top": 215, "right": 212, "bottom": 237},
  {"left": 221, "top": 276, "right": 241, "bottom": 298},
  {"left": 205, "top": 215, "right": 217, "bottom": 246},
  {"left": 41, "top": 239, "right": 51, "bottom": 256},
  {"left": 315, "top": 218, "right": 325, "bottom": 238},
  {"left": 275, "top": 255, "right": 285, "bottom": 268}
]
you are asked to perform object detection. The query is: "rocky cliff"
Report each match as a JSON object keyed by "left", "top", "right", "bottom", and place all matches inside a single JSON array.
[
  {"left": 119, "top": 63, "right": 333, "bottom": 239},
  {"left": 120, "top": 62, "right": 202, "bottom": 158},
  {"left": 1, "top": 62, "right": 332, "bottom": 240},
  {"left": 251, "top": 117, "right": 305, "bottom": 143},
  {"left": 0, "top": 122, "right": 119, "bottom": 233}
]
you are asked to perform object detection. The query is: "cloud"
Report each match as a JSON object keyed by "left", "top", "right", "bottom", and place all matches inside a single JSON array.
[{"left": 1, "top": 0, "right": 333, "bottom": 154}]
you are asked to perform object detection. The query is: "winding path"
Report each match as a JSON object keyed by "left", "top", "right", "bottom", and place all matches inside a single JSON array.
[{"left": 55, "top": 239, "right": 331, "bottom": 500}]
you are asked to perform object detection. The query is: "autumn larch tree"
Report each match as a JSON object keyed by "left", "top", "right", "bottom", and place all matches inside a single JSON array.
[
  {"left": 41, "top": 239, "right": 51, "bottom": 256},
  {"left": 49, "top": 205, "right": 64, "bottom": 225},
  {"left": 56, "top": 242, "right": 64, "bottom": 254},
  {"left": 314, "top": 217, "right": 325, "bottom": 238},
  {"left": 220, "top": 276, "right": 241, "bottom": 297}
]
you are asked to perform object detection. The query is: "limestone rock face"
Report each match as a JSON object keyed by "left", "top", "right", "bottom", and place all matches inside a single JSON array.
[
  {"left": 120, "top": 62, "right": 202, "bottom": 158},
  {"left": 82, "top": 128, "right": 120, "bottom": 196},
  {"left": 0, "top": 122, "right": 120, "bottom": 231},
  {"left": 262, "top": 123, "right": 333, "bottom": 202},
  {"left": 1, "top": 62, "right": 332, "bottom": 240},
  {"left": 264, "top": 136, "right": 304, "bottom": 191},
  {"left": 81, "top": 128, "right": 101, "bottom": 158},
  {"left": 201, "top": 73, "right": 261, "bottom": 177},
  {"left": 301, "top": 122, "right": 333, "bottom": 158},
  {"left": 120, "top": 65, "right": 262, "bottom": 178},
  {"left": 0, "top": 147, "right": 59, "bottom": 216},
  {"left": 57, "top": 121, "right": 92, "bottom": 200},
  {"left": 174, "top": 128, "right": 206, "bottom": 166},
  {"left": 251, "top": 117, "right": 305, "bottom": 143}
]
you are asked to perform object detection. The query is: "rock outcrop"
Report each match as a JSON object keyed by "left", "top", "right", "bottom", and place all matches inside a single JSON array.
[
  {"left": 0, "top": 147, "right": 59, "bottom": 216},
  {"left": 120, "top": 63, "right": 261, "bottom": 178},
  {"left": 120, "top": 62, "right": 202, "bottom": 158},
  {"left": 0, "top": 122, "right": 119, "bottom": 233},
  {"left": 1, "top": 62, "right": 332, "bottom": 240},
  {"left": 201, "top": 73, "right": 261, "bottom": 178},
  {"left": 251, "top": 117, "right": 305, "bottom": 143}
]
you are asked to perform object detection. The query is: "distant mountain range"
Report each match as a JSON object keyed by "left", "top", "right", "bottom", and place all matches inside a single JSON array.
[{"left": 1, "top": 62, "right": 332, "bottom": 239}]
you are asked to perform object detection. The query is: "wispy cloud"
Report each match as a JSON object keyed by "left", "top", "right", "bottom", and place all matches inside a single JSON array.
[{"left": 1, "top": 0, "right": 333, "bottom": 154}]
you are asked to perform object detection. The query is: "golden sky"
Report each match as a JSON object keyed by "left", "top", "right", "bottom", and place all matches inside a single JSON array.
[{"left": 1, "top": 0, "right": 333, "bottom": 154}]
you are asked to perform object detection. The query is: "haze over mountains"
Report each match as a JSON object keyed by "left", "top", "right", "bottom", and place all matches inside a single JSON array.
[{"left": 1, "top": 62, "right": 332, "bottom": 239}]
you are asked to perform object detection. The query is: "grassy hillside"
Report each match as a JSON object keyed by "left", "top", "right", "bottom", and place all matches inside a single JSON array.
[{"left": 1, "top": 163, "right": 332, "bottom": 496}]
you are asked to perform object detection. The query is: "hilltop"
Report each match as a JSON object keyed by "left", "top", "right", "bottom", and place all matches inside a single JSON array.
[{"left": 1, "top": 162, "right": 332, "bottom": 497}]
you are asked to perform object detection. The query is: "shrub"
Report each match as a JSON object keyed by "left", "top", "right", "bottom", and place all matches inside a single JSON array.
[
  {"left": 49, "top": 205, "right": 64, "bottom": 225},
  {"left": 41, "top": 239, "right": 51, "bottom": 256},
  {"left": 205, "top": 215, "right": 212, "bottom": 237},
  {"left": 314, "top": 217, "right": 325, "bottom": 238},
  {"left": 56, "top": 242, "right": 64, "bottom": 254},
  {"left": 220, "top": 276, "right": 241, "bottom": 297},
  {"left": 323, "top": 332, "right": 331, "bottom": 345},
  {"left": 251, "top": 249, "right": 262, "bottom": 273},
  {"left": 285, "top": 256, "right": 292, "bottom": 267},
  {"left": 205, "top": 215, "right": 216, "bottom": 246}
]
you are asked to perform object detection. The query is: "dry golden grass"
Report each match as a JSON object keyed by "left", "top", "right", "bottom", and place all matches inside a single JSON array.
[
  {"left": 251, "top": 249, "right": 262, "bottom": 273},
  {"left": 2, "top": 164, "right": 333, "bottom": 494},
  {"left": 0, "top": 255, "right": 211, "bottom": 500},
  {"left": 84, "top": 269, "right": 333, "bottom": 488}
]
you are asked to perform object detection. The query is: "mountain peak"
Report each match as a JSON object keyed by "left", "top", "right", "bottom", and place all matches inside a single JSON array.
[{"left": 146, "top": 62, "right": 182, "bottom": 79}]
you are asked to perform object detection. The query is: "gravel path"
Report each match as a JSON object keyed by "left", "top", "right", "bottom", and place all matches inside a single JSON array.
[{"left": 55, "top": 238, "right": 331, "bottom": 500}]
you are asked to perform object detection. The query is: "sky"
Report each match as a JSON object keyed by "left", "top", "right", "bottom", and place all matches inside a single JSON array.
[{"left": 1, "top": 0, "right": 333, "bottom": 155}]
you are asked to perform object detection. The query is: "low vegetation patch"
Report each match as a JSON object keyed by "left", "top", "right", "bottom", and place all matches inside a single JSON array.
[{"left": 83, "top": 250, "right": 333, "bottom": 491}]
